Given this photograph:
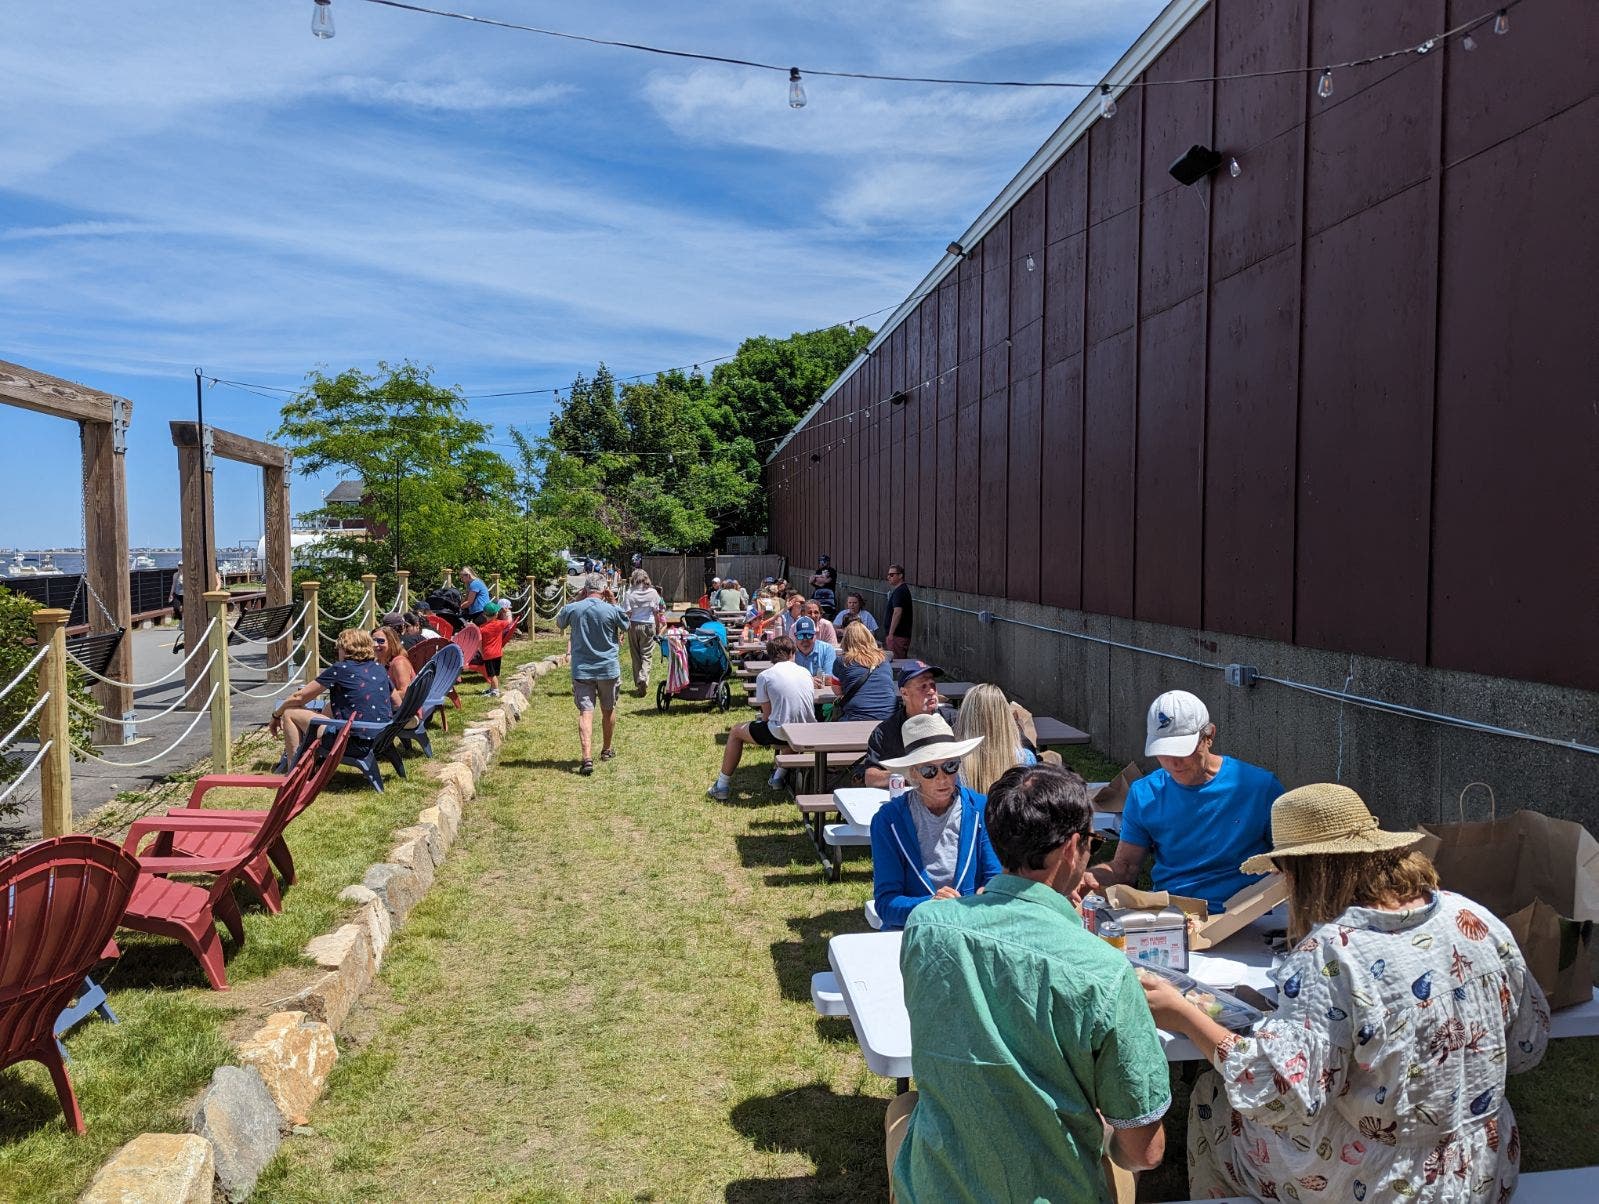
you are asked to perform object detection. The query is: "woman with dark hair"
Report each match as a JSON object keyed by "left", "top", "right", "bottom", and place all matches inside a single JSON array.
[{"left": 1141, "top": 784, "right": 1550, "bottom": 1203}]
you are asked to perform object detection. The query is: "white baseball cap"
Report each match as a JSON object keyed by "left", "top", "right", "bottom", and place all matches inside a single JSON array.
[
  {"left": 1144, "top": 690, "right": 1210, "bottom": 757},
  {"left": 711, "top": 576, "right": 722, "bottom": 584}
]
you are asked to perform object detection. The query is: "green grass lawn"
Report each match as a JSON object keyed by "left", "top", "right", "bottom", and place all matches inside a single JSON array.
[{"left": 0, "top": 638, "right": 550, "bottom": 1201}]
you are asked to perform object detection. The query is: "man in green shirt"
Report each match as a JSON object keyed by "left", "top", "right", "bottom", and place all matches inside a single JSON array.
[{"left": 891, "top": 764, "right": 1170, "bottom": 1202}]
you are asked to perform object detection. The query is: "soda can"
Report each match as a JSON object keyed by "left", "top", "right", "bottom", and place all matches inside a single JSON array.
[{"left": 888, "top": 773, "right": 907, "bottom": 799}]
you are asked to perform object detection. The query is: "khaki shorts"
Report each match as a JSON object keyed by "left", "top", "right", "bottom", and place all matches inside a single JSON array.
[{"left": 572, "top": 677, "right": 621, "bottom": 712}]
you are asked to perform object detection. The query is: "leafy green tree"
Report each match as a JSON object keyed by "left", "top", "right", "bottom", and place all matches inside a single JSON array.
[{"left": 275, "top": 362, "right": 518, "bottom": 585}]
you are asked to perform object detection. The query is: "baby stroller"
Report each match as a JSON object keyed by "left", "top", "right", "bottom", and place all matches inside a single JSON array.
[
  {"left": 656, "top": 610, "right": 733, "bottom": 711},
  {"left": 424, "top": 586, "right": 466, "bottom": 634}
]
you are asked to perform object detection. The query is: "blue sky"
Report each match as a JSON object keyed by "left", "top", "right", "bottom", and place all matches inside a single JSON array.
[{"left": 0, "top": 0, "right": 1164, "bottom": 548}]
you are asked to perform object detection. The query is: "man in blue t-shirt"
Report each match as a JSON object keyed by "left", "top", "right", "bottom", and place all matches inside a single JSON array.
[
  {"left": 791, "top": 618, "right": 836, "bottom": 679},
  {"left": 1080, "top": 690, "right": 1283, "bottom": 912},
  {"left": 556, "top": 574, "right": 629, "bottom": 775}
]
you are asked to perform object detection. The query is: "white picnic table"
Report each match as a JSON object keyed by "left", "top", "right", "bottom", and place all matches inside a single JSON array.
[
  {"left": 833, "top": 785, "right": 1120, "bottom": 836},
  {"left": 825, "top": 914, "right": 1599, "bottom": 1082}
]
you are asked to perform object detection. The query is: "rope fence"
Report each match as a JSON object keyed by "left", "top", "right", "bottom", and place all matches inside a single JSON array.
[
  {"left": 0, "top": 741, "right": 52, "bottom": 809},
  {"left": 0, "top": 691, "right": 50, "bottom": 753},
  {"left": 65, "top": 652, "right": 218, "bottom": 727},
  {"left": 228, "top": 622, "right": 312, "bottom": 674},
  {"left": 70, "top": 684, "right": 221, "bottom": 768},
  {"left": 0, "top": 642, "right": 51, "bottom": 706},
  {"left": 72, "top": 616, "right": 219, "bottom": 688},
  {"left": 226, "top": 600, "right": 312, "bottom": 646}
]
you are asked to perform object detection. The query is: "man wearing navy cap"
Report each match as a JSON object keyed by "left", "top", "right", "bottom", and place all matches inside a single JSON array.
[
  {"left": 792, "top": 617, "right": 837, "bottom": 680},
  {"left": 859, "top": 660, "right": 958, "bottom": 788}
]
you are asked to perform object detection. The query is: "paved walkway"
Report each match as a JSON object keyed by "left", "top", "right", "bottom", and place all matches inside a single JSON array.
[{"left": 2, "top": 623, "right": 295, "bottom": 847}]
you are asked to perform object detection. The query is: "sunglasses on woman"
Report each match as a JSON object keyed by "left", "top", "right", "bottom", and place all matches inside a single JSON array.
[{"left": 913, "top": 759, "right": 964, "bottom": 780}]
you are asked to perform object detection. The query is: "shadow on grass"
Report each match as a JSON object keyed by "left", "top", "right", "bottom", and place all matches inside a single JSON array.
[
  {"left": 733, "top": 831, "right": 814, "bottom": 870},
  {"left": 0, "top": 1068, "right": 69, "bottom": 1142},
  {"left": 725, "top": 1083, "right": 888, "bottom": 1203},
  {"left": 769, "top": 907, "right": 870, "bottom": 1003}
]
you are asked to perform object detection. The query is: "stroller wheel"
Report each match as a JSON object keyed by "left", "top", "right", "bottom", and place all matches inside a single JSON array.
[
  {"left": 656, "top": 682, "right": 669, "bottom": 711},
  {"left": 716, "top": 682, "right": 731, "bottom": 712}
]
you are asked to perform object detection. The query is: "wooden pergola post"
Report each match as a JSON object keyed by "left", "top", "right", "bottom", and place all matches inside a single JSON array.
[
  {"left": 264, "top": 449, "right": 293, "bottom": 683},
  {"left": 30, "top": 608, "right": 72, "bottom": 837},
  {"left": 0, "top": 361, "right": 134, "bottom": 745},
  {"left": 172, "top": 422, "right": 296, "bottom": 692}
]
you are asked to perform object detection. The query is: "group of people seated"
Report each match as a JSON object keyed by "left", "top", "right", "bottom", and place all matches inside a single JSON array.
[{"left": 857, "top": 690, "right": 1552, "bottom": 1202}]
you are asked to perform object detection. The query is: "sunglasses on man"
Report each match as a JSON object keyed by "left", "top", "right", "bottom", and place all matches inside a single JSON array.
[{"left": 1080, "top": 827, "right": 1107, "bottom": 854}]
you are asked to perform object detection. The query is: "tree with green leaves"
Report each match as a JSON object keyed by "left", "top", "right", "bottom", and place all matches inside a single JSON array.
[
  {"left": 274, "top": 362, "right": 530, "bottom": 584},
  {"left": 0, "top": 586, "right": 96, "bottom": 818}
]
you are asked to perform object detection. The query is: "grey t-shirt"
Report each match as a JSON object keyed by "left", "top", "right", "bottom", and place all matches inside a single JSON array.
[
  {"left": 908, "top": 792, "right": 962, "bottom": 890},
  {"left": 557, "top": 596, "right": 629, "bottom": 681}
]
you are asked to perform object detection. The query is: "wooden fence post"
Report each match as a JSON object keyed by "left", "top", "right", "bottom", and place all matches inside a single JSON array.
[
  {"left": 395, "top": 570, "right": 410, "bottom": 612},
  {"left": 30, "top": 608, "right": 72, "bottom": 837},
  {"left": 302, "top": 581, "right": 321, "bottom": 682},
  {"left": 205, "top": 591, "right": 232, "bottom": 773},
  {"left": 361, "top": 574, "right": 378, "bottom": 630},
  {"left": 442, "top": 568, "right": 455, "bottom": 587}
]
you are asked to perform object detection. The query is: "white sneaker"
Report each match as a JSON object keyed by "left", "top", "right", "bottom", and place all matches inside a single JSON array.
[
  {"left": 768, "top": 768, "right": 787, "bottom": 789},
  {"left": 707, "top": 781, "right": 729, "bottom": 801}
]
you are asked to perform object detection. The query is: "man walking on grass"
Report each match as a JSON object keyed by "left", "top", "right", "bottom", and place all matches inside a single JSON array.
[{"left": 557, "top": 573, "right": 629, "bottom": 775}]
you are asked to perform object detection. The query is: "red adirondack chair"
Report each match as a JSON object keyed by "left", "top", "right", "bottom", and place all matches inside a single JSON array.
[
  {"left": 408, "top": 636, "right": 461, "bottom": 724},
  {"left": 452, "top": 622, "right": 484, "bottom": 683},
  {"left": 0, "top": 836, "right": 140, "bottom": 1133},
  {"left": 115, "top": 740, "right": 327, "bottom": 990},
  {"left": 140, "top": 722, "right": 353, "bottom": 912}
]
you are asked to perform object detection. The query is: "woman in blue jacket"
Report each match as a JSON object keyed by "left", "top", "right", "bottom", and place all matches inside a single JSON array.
[{"left": 871, "top": 713, "right": 1003, "bottom": 930}]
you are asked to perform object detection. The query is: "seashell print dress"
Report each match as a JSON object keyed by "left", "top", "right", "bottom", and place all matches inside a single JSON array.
[{"left": 1186, "top": 890, "right": 1550, "bottom": 1202}]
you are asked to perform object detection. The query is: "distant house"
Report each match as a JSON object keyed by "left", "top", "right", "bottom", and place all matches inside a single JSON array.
[{"left": 323, "top": 478, "right": 380, "bottom": 537}]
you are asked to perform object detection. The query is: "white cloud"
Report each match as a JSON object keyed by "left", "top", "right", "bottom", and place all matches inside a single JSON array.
[{"left": 321, "top": 75, "right": 575, "bottom": 111}]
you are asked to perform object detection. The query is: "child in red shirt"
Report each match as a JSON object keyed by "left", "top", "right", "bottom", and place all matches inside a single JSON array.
[{"left": 476, "top": 602, "right": 516, "bottom": 696}]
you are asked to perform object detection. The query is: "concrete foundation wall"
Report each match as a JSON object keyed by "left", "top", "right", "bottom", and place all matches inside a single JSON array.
[{"left": 841, "top": 575, "right": 1599, "bottom": 832}]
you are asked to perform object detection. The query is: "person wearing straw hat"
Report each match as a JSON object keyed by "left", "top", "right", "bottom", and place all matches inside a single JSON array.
[
  {"left": 888, "top": 764, "right": 1170, "bottom": 1202},
  {"left": 869, "top": 713, "right": 1002, "bottom": 930},
  {"left": 1139, "top": 783, "right": 1550, "bottom": 1204},
  {"left": 1080, "top": 690, "right": 1283, "bottom": 912}
]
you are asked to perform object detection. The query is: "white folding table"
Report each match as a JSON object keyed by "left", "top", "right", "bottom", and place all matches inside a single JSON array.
[{"left": 832, "top": 785, "right": 1120, "bottom": 835}]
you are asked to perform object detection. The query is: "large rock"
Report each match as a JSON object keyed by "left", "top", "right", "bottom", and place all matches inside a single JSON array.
[
  {"left": 436, "top": 762, "right": 476, "bottom": 802},
  {"left": 295, "top": 923, "right": 376, "bottom": 1030},
  {"left": 498, "top": 689, "right": 528, "bottom": 718},
  {"left": 81, "top": 1132, "right": 214, "bottom": 1204},
  {"left": 451, "top": 738, "right": 489, "bottom": 779},
  {"left": 386, "top": 837, "right": 436, "bottom": 893},
  {"left": 336, "top": 885, "right": 393, "bottom": 968},
  {"left": 361, "top": 862, "right": 424, "bottom": 923},
  {"left": 418, "top": 794, "right": 460, "bottom": 846},
  {"left": 235, "top": 1012, "right": 338, "bottom": 1126},
  {"left": 191, "top": 1065, "right": 283, "bottom": 1202},
  {"left": 393, "top": 820, "right": 446, "bottom": 868}
]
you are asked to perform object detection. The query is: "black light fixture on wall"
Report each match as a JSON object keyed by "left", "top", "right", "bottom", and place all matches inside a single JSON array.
[{"left": 1168, "top": 144, "right": 1226, "bottom": 186}]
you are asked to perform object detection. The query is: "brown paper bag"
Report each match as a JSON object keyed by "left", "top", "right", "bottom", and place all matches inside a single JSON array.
[
  {"left": 1419, "top": 787, "right": 1598, "bottom": 1010},
  {"left": 1092, "top": 762, "right": 1143, "bottom": 814}
]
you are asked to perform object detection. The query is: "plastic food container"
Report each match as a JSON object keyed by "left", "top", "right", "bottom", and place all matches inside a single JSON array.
[{"left": 1139, "top": 963, "right": 1264, "bottom": 1032}]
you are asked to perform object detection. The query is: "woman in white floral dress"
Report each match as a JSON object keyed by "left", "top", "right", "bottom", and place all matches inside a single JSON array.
[{"left": 1141, "top": 783, "right": 1550, "bottom": 1203}]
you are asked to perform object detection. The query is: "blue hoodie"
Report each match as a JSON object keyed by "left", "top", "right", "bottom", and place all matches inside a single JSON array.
[{"left": 870, "top": 785, "right": 1003, "bottom": 930}]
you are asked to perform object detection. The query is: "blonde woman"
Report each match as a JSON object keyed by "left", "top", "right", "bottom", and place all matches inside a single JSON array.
[
  {"left": 834, "top": 621, "right": 897, "bottom": 721},
  {"left": 954, "top": 684, "right": 1038, "bottom": 795},
  {"left": 268, "top": 627, "right": 394, "bottom": 770},
  {"left": 1141, "top": 784, "right": 1550, "bottom": 1203}
]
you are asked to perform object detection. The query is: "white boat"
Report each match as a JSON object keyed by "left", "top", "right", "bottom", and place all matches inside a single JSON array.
[
  {"left": 3, "top": 552, "right": 64, "bottom": 578},
  {"left": 131, "top": 553, "right": 158, "bottom": 570}
]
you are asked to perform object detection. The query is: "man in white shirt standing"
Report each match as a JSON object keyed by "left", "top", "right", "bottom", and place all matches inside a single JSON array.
[{"left": 707, "top": 634, "right": 814, "bottom": 799}]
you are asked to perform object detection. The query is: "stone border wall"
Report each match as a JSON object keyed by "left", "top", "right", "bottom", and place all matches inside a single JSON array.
[{"left": 80, "top": 653, "right": 568, "bottom": 1203}]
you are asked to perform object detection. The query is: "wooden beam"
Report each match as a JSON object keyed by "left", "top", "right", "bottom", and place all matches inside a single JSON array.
[
  {"left": 264, "top": 463, "right": 293, "bottom": 682},
  {"left": 82, "top": 419, "right": 133, "bottom": 741},
  {"left": 0, "top": 359, "right": 121, "bottom": 424},
  {"left": 176, "top": 442, "right": 217, "bottom": 696},
  {"left": 170, "top": 420, "right": 287, "bottom": 469}
]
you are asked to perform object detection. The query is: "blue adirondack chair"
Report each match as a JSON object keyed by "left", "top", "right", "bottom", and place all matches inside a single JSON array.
[
  {"left": 396, "top": 642, "right": 464, "bottom": 758},
  {"left": 55, "top": 975, "right": 118, "bottom": 1058},
  {"left": 295, "top": 661, "right": 437, "bottom": 792}
]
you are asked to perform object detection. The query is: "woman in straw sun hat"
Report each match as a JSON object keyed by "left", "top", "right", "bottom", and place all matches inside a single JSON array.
[
  {"left": 1139, "top": 783, "right": 1550, "bottom": 1203},
  {"left": 869, "top": 712, "right": 1003, "bottom": 930}
]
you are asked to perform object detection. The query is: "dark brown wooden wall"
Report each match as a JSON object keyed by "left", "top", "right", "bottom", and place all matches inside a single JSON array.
[{"left": 769, "top": 0, "right": 1599, "bottom": 692}]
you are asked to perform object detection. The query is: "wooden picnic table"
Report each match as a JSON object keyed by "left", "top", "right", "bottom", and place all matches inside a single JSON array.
[
  {"left": 780, "top": 720, "right": 881, "bottom": 787},
  {"left": 735, "top": 660, "right": 772, "bottom": 680},
  {"left": 746, "top": 686, "right": 837, "bottom": 708},
  {"left": 936, "top": 680, "right": 977, "bottom": 703}
]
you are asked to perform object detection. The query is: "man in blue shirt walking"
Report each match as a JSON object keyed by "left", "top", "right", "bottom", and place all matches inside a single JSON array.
[
  {"left": 1080, "top": 690, "right": 1283, "bottom": 912},
  {"left": 556, "top": 574, "right": 629, "bottom": 775}
]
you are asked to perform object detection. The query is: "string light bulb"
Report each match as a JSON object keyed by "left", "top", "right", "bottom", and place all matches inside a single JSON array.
[
  {"left": 1493, "top": 9, "right": 1509, "bottom": 35},
  {"left": 1098, "top": 84, "right": 1117, "bottom": 119},
  {"left": 1024, "top": 254, "right": 1036, "bottom": 272},
  {"left": 788, "top": 68, "right": 807, "bottom": 108},
  {"left": 1228, "top": 156, "right": 1241, "bottom": 178},
  {"left": 311, "top": 0, "right": 335, "bottom": 39},
  {"left": 1416, "top": 37, "right": 1436, "bottom": 54},
  {"left": 1317, "top": 68, "right": 1334, "bottom": 99},
  {"left": 1462, "top": 31, "right": 1478, "bottom": 50}
]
